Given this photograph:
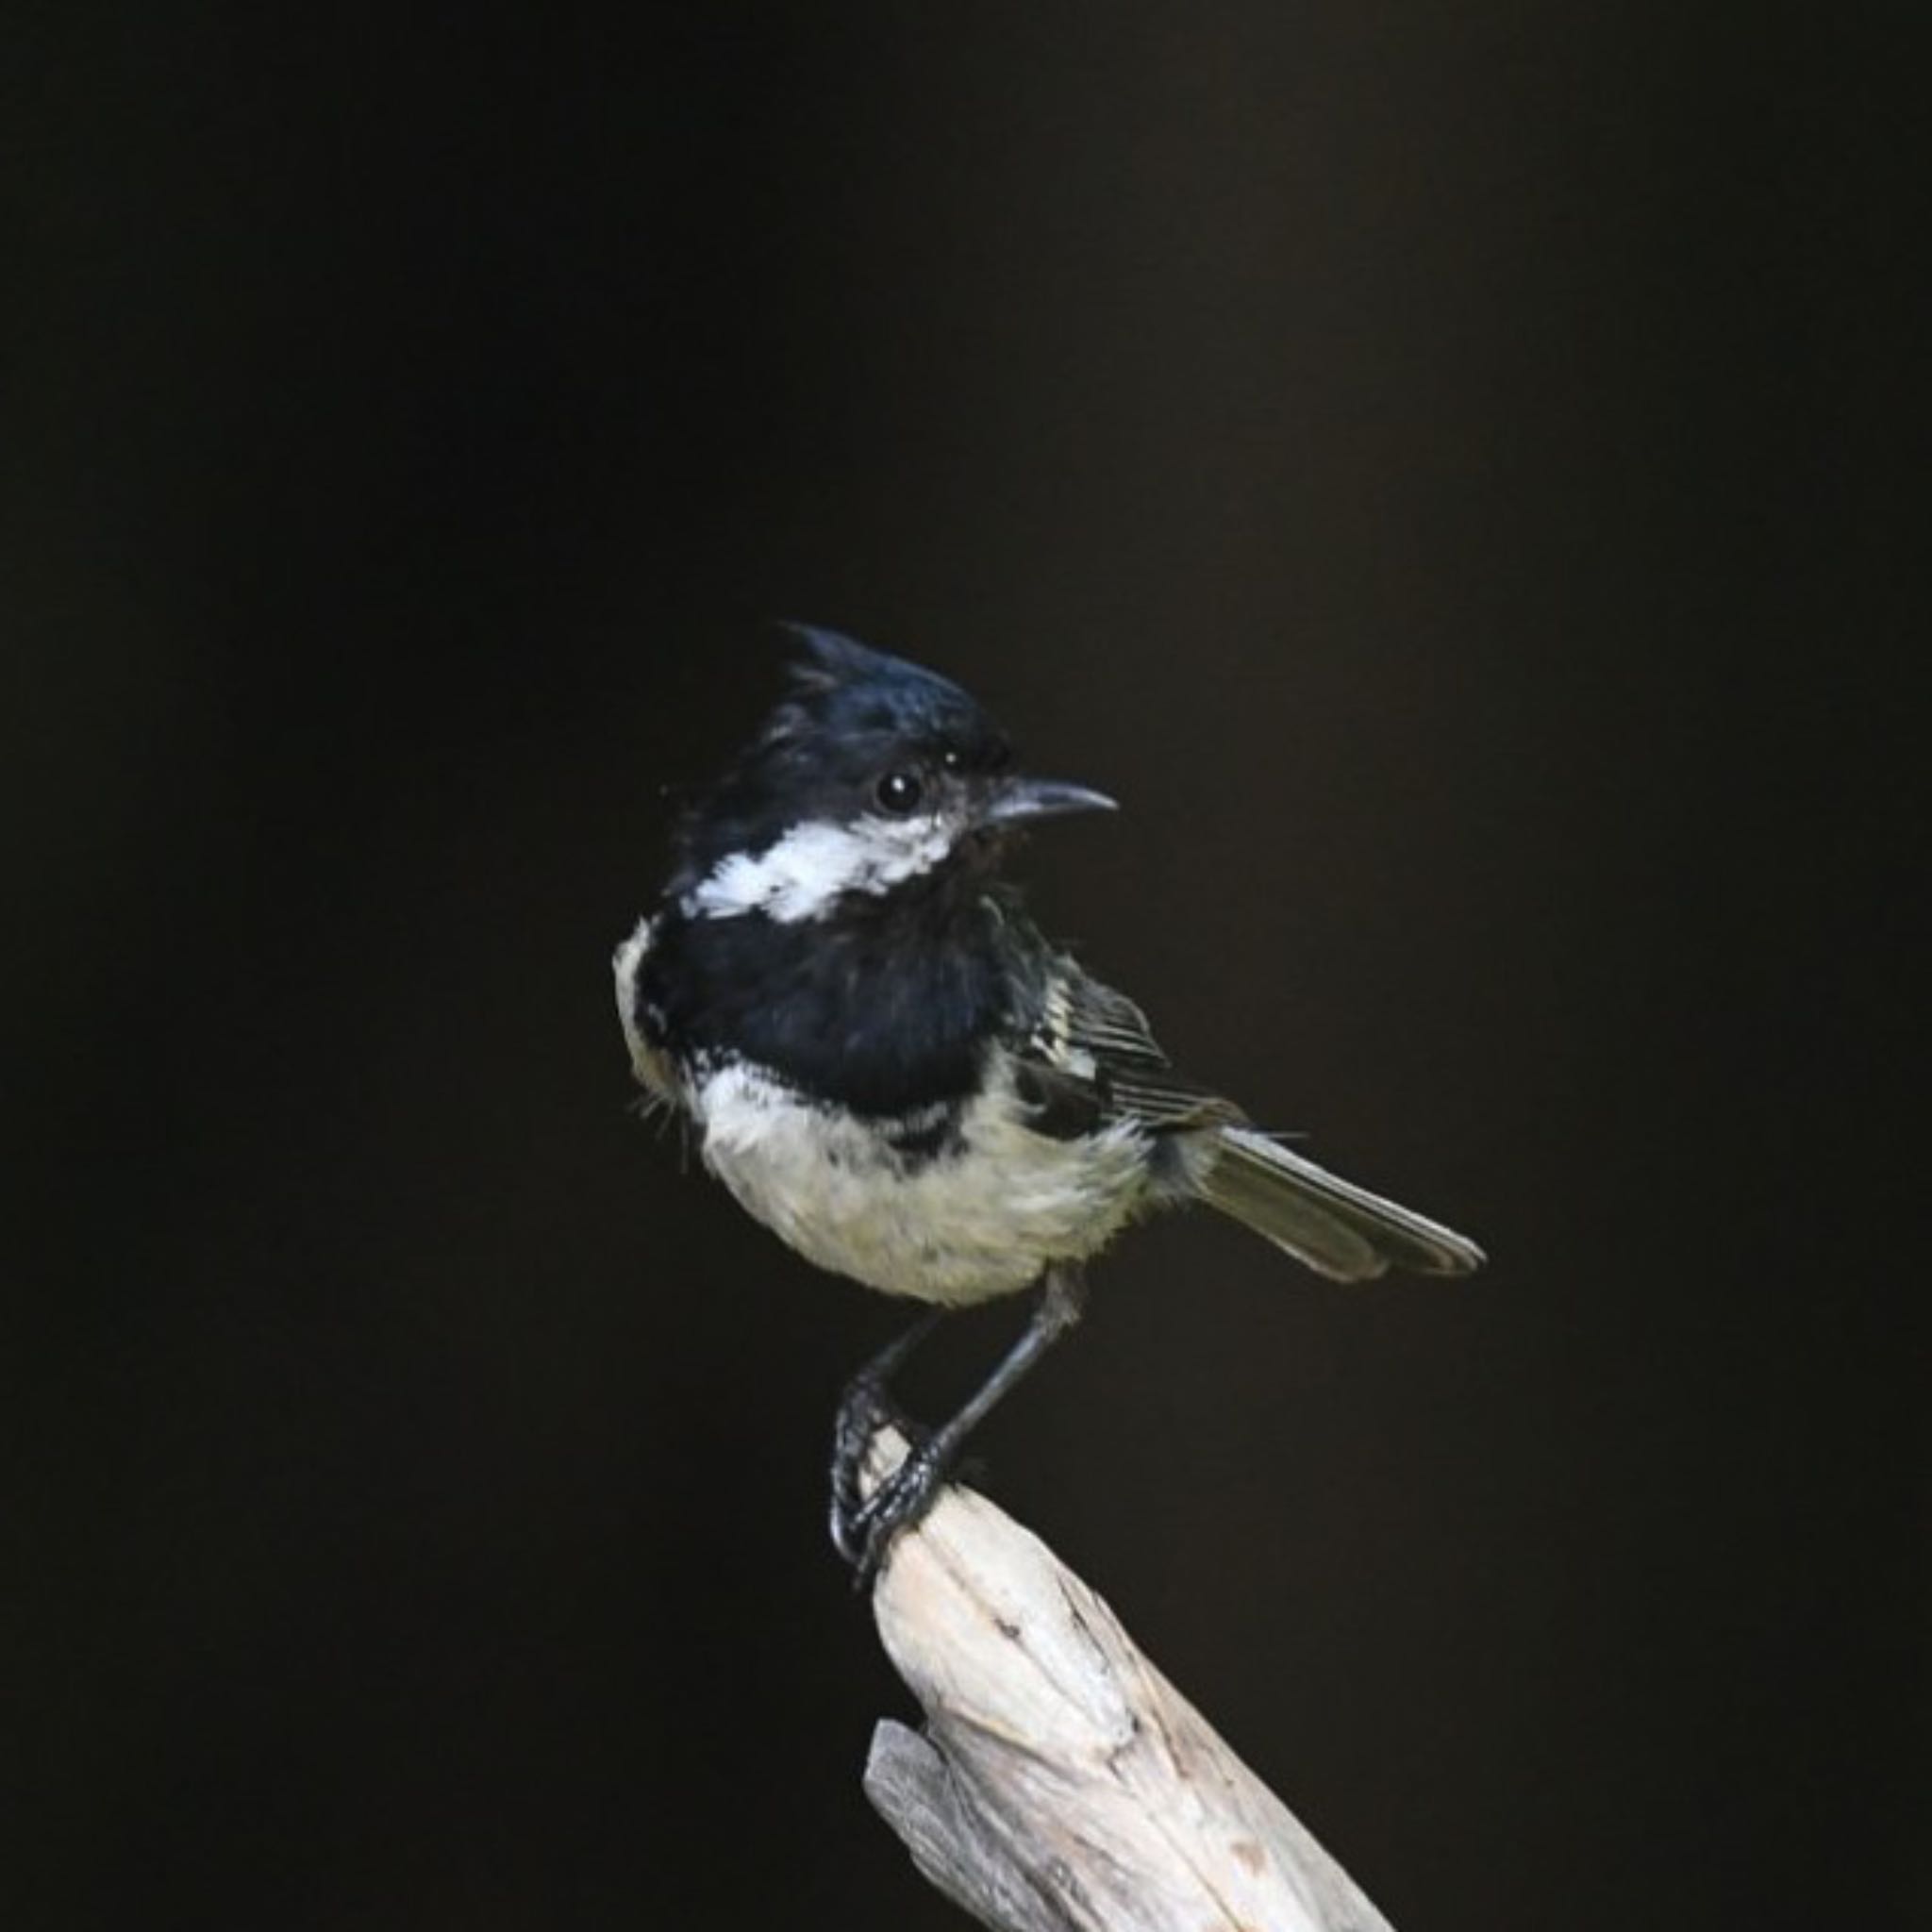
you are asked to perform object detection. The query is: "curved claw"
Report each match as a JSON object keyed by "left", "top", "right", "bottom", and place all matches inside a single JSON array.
[
  {"left": 826, "top": 1271, "right": 1086, "bottom": 1587},
  {"left": 830, "top": 1435, "right": 951, "bottom": 1585},
  {"left": 829, "top": 1391, "right": 940, "bottom": 1581},
  {"left": 828, "top": 1313, "right": 945, "bottom": 1573}
]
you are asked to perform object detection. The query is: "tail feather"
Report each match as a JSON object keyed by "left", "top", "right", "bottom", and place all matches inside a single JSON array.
[{"left": 1199, "top": 1126, "right": 1485, "bottom": 1282}]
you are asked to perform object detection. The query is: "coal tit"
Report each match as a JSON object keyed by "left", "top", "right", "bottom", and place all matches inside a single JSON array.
[{"left": 615, "top": 626, "right": 1483, "bottom": 1575}]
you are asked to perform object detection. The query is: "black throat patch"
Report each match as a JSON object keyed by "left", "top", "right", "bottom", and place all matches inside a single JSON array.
[{"left": 641, "top": 881, "right": 1014, "bottom": 1122}]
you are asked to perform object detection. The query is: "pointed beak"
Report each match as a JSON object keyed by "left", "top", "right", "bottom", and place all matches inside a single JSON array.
[{"left": 976, "top": 774, "right": 1119, "bottom": 828}]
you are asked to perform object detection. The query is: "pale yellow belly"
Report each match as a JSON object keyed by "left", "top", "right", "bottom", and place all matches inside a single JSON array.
[{"left": 691, "top": 1061, "right": 1153, "bottom": 1304}]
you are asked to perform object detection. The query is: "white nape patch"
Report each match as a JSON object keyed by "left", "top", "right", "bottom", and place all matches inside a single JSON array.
[
  {"left": 683, "top": 814, "right": 952, "bottom": 923},
  {"left": 691, "top": 1055, "right": 1156, "bottom": 1306}
]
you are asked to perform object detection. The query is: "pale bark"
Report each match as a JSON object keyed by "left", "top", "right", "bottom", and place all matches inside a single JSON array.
[{"left": 859, "top": 1427, "right": 1398, "bottom": 1932}]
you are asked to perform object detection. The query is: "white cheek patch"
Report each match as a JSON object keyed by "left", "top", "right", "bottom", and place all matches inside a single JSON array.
[{"left": 684, "top": 814, "right": 953, "bottom": 923}]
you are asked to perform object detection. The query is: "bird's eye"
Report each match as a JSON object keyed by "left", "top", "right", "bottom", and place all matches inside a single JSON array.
[{"left": 874, "top": 768, "right": 924, "bottom": 814}]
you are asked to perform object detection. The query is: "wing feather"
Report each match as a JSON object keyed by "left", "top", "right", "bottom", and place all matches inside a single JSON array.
[
  {"left": 1011, "top": 958, "right": 1484, "bottom": 1283},
  {"left": 1016, "top": 966, "right": 1241, "bottom": 1136}
]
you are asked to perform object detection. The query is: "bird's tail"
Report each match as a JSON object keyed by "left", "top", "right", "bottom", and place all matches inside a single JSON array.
[{"left": 1197, "top": 1125, "right": 1485, "bottom": 1282}]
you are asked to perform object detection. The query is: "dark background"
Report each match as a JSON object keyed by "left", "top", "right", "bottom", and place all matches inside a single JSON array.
[{"left": 4, "top": 7, "right": 1919, "bottom": 1929}]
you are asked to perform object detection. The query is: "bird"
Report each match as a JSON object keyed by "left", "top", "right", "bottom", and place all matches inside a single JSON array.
[{"left": 614, "top": 625, "right": 1483, "bottom": 1577}]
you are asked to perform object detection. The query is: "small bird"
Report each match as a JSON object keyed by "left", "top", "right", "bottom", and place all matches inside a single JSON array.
[{"left": 615, "top": 626, "right": 1482, "bottom": 1575}]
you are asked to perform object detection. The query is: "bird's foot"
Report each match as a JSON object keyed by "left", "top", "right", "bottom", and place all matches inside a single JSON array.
[
  {"left": 829, "top": 1333, "right": 960, "bottom": 1585},
  {"left": 828, "top": 1420, "right": 957, "bottom": 1587},
  {"left": 828, "top": 1313, "right": 942, "bottom": 1572},
  {"left": 830, "top": 1366, "right": 912, "bottom": 1531}
]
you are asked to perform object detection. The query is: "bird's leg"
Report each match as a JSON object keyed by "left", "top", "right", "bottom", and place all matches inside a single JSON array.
[
  {"left": 828, "top": 1309, "right": 947, "bottom": 1561},
  {"left": 831, "top": 1266, "right": 1088, "bottom": 1584}
]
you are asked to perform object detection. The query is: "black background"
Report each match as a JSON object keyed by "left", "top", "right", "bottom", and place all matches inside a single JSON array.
[{"left": 4, "top": 7, "right": 1920, "bottom": 1929}]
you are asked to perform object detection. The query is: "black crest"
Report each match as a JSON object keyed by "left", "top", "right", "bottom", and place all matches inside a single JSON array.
[
  {"left": 779, "top": 623, "right": 905, "bottom": 692},
  {"left": 764, "top": 623, "right": 1002, "bottom": 750},
  {"left": 667, "top": 625, "right": 1014, "bottom": 886}
]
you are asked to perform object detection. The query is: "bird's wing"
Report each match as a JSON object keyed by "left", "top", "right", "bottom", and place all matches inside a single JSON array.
[
  {"left": 1011, "top": 963, "right": 1243, "bottom": 1138},
  {"left": 1011, "top": 958, "right": 1486, "bottom": 1283}
]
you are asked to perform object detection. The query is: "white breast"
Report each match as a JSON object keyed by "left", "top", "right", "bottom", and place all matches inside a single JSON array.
[{"left": 691, "top": 1058, "right": 1153, "bottom": 1305}]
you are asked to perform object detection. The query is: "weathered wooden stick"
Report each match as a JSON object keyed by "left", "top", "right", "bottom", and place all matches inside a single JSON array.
[{"left": 859, "top": 1427, "right": 1398, "bottom": 1932}]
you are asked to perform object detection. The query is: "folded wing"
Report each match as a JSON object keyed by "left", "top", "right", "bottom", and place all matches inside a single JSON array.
[{"left": 1013, "top": 960, "right": 1484, "bottom": 1283}]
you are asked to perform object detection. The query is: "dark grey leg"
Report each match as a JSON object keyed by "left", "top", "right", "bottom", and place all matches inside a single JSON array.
[
  {"left": 828, "top": 1308, "right": 947, "bottom": 1554},
  {"left": 829, "top": 1267, "right": 1088, "bottom": 1582}
]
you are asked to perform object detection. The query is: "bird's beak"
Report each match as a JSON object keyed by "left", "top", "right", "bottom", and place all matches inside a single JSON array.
[{"left": 976, "top": 774, "right": 1119, "bottom": 827}]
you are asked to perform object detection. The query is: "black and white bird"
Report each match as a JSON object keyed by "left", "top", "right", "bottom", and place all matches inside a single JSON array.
[{"left": 615, "top": 626, "right": 1482, "bottom": 1574}]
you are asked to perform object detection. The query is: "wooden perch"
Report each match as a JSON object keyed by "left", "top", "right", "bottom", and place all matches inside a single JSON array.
[{"left": 858, "top": 1427, "right": 1397, "bottom": 1932}]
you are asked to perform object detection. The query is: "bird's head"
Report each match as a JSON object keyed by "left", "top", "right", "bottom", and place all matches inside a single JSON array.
[{"left": 669, "top": 625, "right": 1115, "bottom": 924}]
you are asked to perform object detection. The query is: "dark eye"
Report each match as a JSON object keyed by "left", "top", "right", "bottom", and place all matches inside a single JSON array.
[{"left": 874, "top": 768, "right": 924, "bottom": 813}]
